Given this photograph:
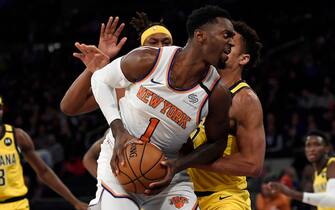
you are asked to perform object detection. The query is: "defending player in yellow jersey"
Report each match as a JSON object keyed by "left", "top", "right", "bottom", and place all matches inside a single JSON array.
[
  {"left": 187, "top": 21, "right": 266, "bottom": 210},
  {"left": 269, "top": 131, "right": 335, "bottom": 210},
  {"left": 0, "top": 96, "right": 87, "bottom": 210},
  {"left": 0, "top": 124, "right": 29, "bottom": 210}
]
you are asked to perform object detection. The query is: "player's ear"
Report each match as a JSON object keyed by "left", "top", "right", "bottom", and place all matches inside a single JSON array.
[
  {"left": 194, "top": 29, "right": 206, "bottom": 44},
  {"left": 239, "top": 53, "right": 250, "bottom": 66}
]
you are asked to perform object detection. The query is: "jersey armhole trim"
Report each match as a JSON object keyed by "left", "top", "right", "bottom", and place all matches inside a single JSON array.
[{"left": 135, "top": 48, "right": 162, "bottom": 83}]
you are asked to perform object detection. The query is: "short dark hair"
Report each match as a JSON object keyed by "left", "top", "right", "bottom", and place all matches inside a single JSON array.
[
  {"left": 233, "top": 21, "right": 262, "bottom": 70},
  {"left": 186, "top": 5, "right": 231, "bottom": 38},
  {"left": 306, "top": 130, "right": 330, "bottom": 146}
]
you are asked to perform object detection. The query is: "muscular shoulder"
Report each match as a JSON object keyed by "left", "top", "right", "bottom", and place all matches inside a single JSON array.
[
  {"left": 231, "top": 88, "right": 263, "bottom": 120},
  {"left": 121, "top": 47, "right": 160, "bottom": 82},
  {"left": 14, "top": 128, "right": 34, "bottom": 153},
  {"left": 327, "top": 160, "right": 335, "bottom": 179}
]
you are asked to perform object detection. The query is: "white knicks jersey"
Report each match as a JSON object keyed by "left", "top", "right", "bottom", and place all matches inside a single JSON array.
[{"left": 119, "top": 46, "right": 220, "bottom": 159}]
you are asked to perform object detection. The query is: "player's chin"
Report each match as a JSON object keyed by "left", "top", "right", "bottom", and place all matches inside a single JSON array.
[
  {"left": 216, "top": 55, "right": 227, "bottom": 69},
  {"left": 306, "top": 155, "right": 317, "bottom": 162}
]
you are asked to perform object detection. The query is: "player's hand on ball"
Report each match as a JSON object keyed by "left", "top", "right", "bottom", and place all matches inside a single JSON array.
[
  {"left": 111, "top": 132, "right": 143, "bottom": 175},
  {"left": 145, "top": 159, "right": 176, "bottom": 195}
]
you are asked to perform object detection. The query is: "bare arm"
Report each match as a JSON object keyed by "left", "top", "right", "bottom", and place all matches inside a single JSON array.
[
  {"left": 269, "top": 162, "right": 335, "bottom": 207},
  {"left": 199, "top": 89, "right": 265, "bottom": 176},
  {"left": 60, "top": 17, "right": 127, "bottom": 116},
  {"left": 83, "top": 138, "right": 104, "bottom": 178},
  {"left": 15, "top": 128, "right": 87, "bottom": 210},
  {"left": 60, "top": 70, "right": 98, "bottom": 116}
]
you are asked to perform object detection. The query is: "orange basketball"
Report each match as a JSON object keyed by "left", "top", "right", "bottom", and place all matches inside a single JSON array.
[{"left": 116, "top": 142, "right": 167, "bottom": 194}]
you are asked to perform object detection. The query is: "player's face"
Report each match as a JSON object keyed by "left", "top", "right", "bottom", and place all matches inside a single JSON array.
[
  {"left": 305, "top": 136, "right": 328, "bottom": 163},
  {"left": 224, "top": 33, "right": 246, "bottom": 69},
  {"left": 143, "top": 33, "right": 172, "bottom": 48},
  {"left": 201, "top": 17, "right": 234, "bottom": 69}
]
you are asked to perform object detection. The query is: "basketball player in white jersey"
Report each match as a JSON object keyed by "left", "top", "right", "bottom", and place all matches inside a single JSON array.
[{"left": 78, "top": 5, "right": 234, "bottom": 210}]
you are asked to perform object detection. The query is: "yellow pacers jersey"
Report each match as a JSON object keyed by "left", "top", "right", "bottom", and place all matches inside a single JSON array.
[
  {"left": 313, "top": 157, "right": 335, "bottom": 210},
  {"left": 0, "top": 124, "right": 28, "bottom": 202},
  {"left": 188, "top": 80, "right": 250, "bottom": 193}
]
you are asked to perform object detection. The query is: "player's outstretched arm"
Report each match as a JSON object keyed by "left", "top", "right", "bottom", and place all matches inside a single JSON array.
[
  {"left": 15, "top": 128, "right": 88, "bottom": 210},
  {"left": 60, "top": 16, "right": 126, "bottom": 116},
  {"left": 198, "top": 89, "right": 265, "bottom": 176},
  {"left": 269, "top": 162, "right": 335, "bottom": 208},
  {"left": 83, "top": 138, "right": 104, "bottom": 178}
]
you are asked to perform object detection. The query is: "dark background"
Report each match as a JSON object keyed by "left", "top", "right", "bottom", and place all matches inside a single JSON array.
[{"left": 0, "top": 0, "right": 335, "bottom": 209}]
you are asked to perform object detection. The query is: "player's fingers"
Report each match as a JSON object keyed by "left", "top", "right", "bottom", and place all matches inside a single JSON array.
[
  {"left": 115, "top": 37, "right": 127, "bottom": 51},
  {"left": 105, "top": 16, "right": 114, "bottom": 34},
  {"left": 109, "top": 16, "right": 119, "bottom": 34},
  {"left": 148, "top": 160, "right": 173, "bottom": 189},
  {"left": 74, "top": 43, "right": 87, "bottom": 54},
  {"left": 100, "top": 23, "right": 105, "bottom": 37},
  {"left": 118, "top": 149, "right": 125, "bottom": 167},
  {"left": 148, "top": 174, "right": 170, "bottom": 189},
  {"left": 125, "top": 138, "right": 143, "bottom": 146},
  {"left": 73, "top": 52, "right": 84, "bottom": 60},
  {"left": 114, "top": 23, "right": 125, "bottom": 38},
  {"left": 84, "top": 45, "right": 99, "bottom": 54}
]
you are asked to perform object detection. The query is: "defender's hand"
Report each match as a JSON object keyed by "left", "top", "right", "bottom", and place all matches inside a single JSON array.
[
  {"left": 73, "top": 43, "right": 109, "bottom": 72},
  {"left": 145, "top": 159, "right": 176, "bottom": 195},
  {"left": 98, "top": 16, "right": 127, "bottom": 59},
  {"left": 268, "top": 182, "right": 290, "bottom": 195}
]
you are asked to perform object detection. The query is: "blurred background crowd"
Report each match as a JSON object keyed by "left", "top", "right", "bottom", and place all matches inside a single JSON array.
[{"left": 0, "top": 0, "right": 334, "bottom": 209}]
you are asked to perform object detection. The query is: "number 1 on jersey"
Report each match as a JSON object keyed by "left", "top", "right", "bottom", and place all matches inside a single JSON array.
[{"left": 140, "top": 118, "right": 160, "bottom": 142}]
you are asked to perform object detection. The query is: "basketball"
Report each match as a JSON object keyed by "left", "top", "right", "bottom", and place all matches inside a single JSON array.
[{"left": 116, "top": 142, "right": 167, "bottom": 194}]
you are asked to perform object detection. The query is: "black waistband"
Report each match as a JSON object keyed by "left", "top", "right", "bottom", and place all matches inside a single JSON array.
[
  {"left": 195, "top": 188, "right": 248, "bottom": 197},
  {"left": 0, "top": 195, "right": 27, "bottom": 203},
  {"left": 195, "top": 191, "right": 215, "bottom": 197}
]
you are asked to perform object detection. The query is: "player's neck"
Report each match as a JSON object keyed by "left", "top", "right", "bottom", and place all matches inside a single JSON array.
[
  {"left": 179, "top": 43, "right": 210, "bottom": 71},
  {"left": 170, "top": 45, "right": 210, "bottom": 89},
  {"left": 219, "top": 67, "right": 242, "bottom": 87}
]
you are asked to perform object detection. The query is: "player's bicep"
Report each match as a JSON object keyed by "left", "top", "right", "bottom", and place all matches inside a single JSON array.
[
  {"left": 327, "top": 162, "right": 335, "bottom": 179},
  {"left": 75, "top": 94, "right": 99, "bottom": 114},
  {"left": 121, "top": 47, "right": 160, "bottom": 82},
  {"left": 235, "top": 91, "right": 265, "bottom": 157}
]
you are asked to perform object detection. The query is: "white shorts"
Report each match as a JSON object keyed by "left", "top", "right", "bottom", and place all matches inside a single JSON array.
[{"left": 88, "top": 133, "right": 199, "bottom": 210}]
